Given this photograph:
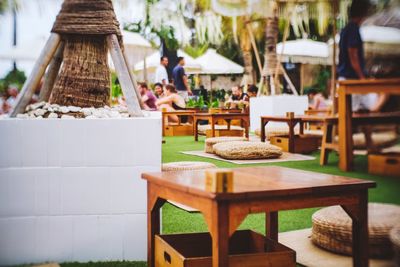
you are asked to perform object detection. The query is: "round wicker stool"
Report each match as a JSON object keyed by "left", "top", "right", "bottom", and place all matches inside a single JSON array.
[
  {"left": 213, "top": 141, "right": 282, "bottom": 160},
  {"left": 205, "top": 136, "right": 248, "bottom": 154},
  {"left": 390, "top": 225, "right": 400, "bottom": 265},
  {"left": 162, "top": 161, "right": 217, "bottom": 171},
  {"left": 311, "top": 203, "right": 400, "bottom": 258}
]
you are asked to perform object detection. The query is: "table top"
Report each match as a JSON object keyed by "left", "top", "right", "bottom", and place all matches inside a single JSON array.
[
  {"left": 162, "top": 110, "right": 196, "bottom": 115},
  {"left": 338, "top": 78, "right": 400, "bottom": 86},
  {"left": 195, "top": 112, "right": 249, "bottom": 118},
  {"left": 260, "top": 116, "right": 302, "bottom": 122},
  {"left": 142, "top": 166, "right": 376, "bottom": 200}
]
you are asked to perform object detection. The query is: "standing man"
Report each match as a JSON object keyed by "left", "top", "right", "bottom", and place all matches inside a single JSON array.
[
  {"left": 338, "top": 0, "right": 387, "bottom": 112},
  {"left": 155, "top": 56, "right": 169, "bottom": 85},
  {"left": 172, "top": 57, "right": 192, "bottom": 101}
]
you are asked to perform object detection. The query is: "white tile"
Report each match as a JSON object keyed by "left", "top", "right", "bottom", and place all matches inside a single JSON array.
[
  {"left": 20, "top": 119, "right": 48, "bottom": 167},
  {"left": 46, "top": 119, "right": 61, "bottom": 167},
  {"left": 48, "top": 168, "right": 63, "bottom": 215},
  {"left": 47, "top": 216, "right": 73, "bottom": 262},
  {"left": 131, "top": 119, "right": 162, "bottom": 166},
  {"left": 72, "top": 216, "right": 102, "bottom": 261},
  {"left": 61, "top": 167, "right": 111, "bottom": 215},
  {"left": 0, "top": 169, "right": 10, "bottom": 217},
  {"left": 0, "top": 119, "right": 22, "bottom": 167},
  {"left": 35, "top": 168, "right": 50, "bottom": 215},
  {"left": 60, "top": 120, "right": 87, "bottom": 167},
  {"left": 34, "top": 216, "right": 50, "bottom": 262},
  {"left": 0, "top": 217, "right": 36, "bottom": 265},
  {"left": 110, "top": 167, "right": 149, "bottom": 214},
  {"left": 1, "top": 168, "right": 36, "bottom": 217},
  {"left": 97, "top": 215, "right": 124, "bottom": 260},
  {"left": 123, "top": 214, "right": 147, "bottom": 261},
  {"left": 85, "top": 120, "right": 125, "bottom": 167}
]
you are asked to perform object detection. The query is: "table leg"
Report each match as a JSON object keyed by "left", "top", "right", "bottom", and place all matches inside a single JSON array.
[
  {"left": 287, "top": 121, "right": 296, "bottom": 153},
  {"left": 162, "top": 113, "right": 165, "bottom": 137},
  {"left": 147, "top": 185, "right": 166, "bottom": 267},
  {"left": 211, "top": 117, "right": 216, "bottom": 137},
  {"left": 194, "top": 118, "right": 199, "bottom": 141},
  {"left": 341, "top": 190, "right": 369, "bottom": 267},
  {"left": 266, "top": 211, "right": 278, "bottom": 241},
  {"left": 244, "top": 118, "right": 249, "bottom": 139},
  {"left": 338, "top": 87, "right": 354, "bottom": 171},
  {"left": 261, "top": 119, "right": 268, "bottom": 142},
  {"left": 299, "top": 121, "right": 304, "bottom": 135},
  {"left": 210, "top": 202, "right": 229, "bottom": 267},
  {"left": 226, "top": 119, "right": 231, "bottom": 130}
]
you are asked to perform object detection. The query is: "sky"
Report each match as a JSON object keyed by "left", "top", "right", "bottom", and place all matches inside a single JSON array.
[{"left": 0, "top": 0, "right": 146, "bottom": 77}]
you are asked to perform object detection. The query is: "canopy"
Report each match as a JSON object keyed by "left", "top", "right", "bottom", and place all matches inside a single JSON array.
[
  {"left": 360, "top": 25, "right": 400, "bottom": 44},
  {"left": 134, "top": 49, "right": 201, "bottom": 74},
  {"left": 276, "top": 39, "right": 330, "bottom": 65},
  {"left": 194, "top": 49, "right": 244, "bottom": 74},
  {"left": 122, "top": 30, "right": 152, "bottom": 48},
  {"left": 0, "top": 35, "right": 48, "bottom": 61}
]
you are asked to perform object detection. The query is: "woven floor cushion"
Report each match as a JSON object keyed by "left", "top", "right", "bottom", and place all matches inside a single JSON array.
[
  {"left": 162, "top": 161, "right": 217, "bottom": 171},
  {"left": 311, "top": 203, "right": 400, "bottom": 258},
  {"left": 334, "top": 131, "right": 398, "bottom": 149},
  {"left": 205, "top": 136, "right": 248, "bottom": 154},
  {"left": 390, "top": 225, "right": 400, "bottom": 265},
  {"left": 213, "top": 141, "right": 282, "bottom": 160},
  {"left": 198, "top": 124, "right": 243, "bottom": 135}
]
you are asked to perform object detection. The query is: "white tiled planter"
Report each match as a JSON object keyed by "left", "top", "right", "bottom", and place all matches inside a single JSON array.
[
  {"left": 249, "top": 95, "right": 308, "bottom": 132},
  {"left": 0, "top": 114, "right": 162, "bottom": 265}
]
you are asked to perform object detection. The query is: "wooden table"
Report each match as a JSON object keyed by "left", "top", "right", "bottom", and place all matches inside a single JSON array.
[
  {"left": 142, "top": 166, "right": 376, "bottom": 267},
  {"left": 260, "top": 116, "right": 305, "bottom": 152},
  {"left": 338, "top": 78, "right": 400, "bottom": 171},
  {"left": 161, "top": 110, "right": 195, "bottom": 136},
  {"left": 194, "top": 112, "right": 250, "bottom": 141}
]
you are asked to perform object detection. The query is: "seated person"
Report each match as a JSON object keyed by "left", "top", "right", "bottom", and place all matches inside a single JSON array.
[
  {"left": 226, "top": 86, "right": 249, "bottom": 108},
  {"left": 247, "top": 84, "right": 258, "bottom": 98},
  {"left": 139, "top": 82, "right": 157, "bottom": 110},
  {"left": 156, "top": 84, "right": 186, "bottom": 123},
  {"left": 154, "top": 82, "right": 164, "bottom": 99},
  {"left": 307, "top": 88, "right": 328, "bottom": 110}
]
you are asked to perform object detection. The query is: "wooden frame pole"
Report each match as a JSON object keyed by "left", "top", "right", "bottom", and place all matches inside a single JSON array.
[
  {"left": 122, "top": 47, "right": 145, "bottom": 109},
  {"left": 39, "top": 41, "right": 65, "bottom": 102},
  {"left": 11, "top": 33, "right": 61, "bottom": 117},
  {"left": 107, "top": 34, "right": 143, "bottom": 116},
  {"left": 246, "top": 22, "right": 263, "bottom": 75}
]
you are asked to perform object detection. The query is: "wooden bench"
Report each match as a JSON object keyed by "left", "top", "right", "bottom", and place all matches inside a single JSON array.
[{"left": 338, "top": 78, "right": 400, "bottom": 171}]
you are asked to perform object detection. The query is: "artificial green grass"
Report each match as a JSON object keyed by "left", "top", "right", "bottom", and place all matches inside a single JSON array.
[{"left": 161, "top": 136, "right": 400, "bottom": 235}]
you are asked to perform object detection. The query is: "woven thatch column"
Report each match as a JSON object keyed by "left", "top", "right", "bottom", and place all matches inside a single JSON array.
[{"left": 49, "top": 0, "right": 121, "bottom": 108}]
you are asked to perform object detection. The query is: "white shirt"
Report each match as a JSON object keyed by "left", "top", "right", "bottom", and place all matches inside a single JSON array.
[{"left": 155, "top": 64, "right": 169, "bottom": 84}]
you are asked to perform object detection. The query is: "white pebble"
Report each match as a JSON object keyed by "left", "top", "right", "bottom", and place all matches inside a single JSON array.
[
  {"left": 17, "top": 114, "right": 29, "bottom": 119},
  {"left": 68, "top": 106, "right": 81, "bottom": 112},
  {"left": 34, "top": 109, "right": 47, "bottom": 116},
  {"left": 60, "top": 106, "right": 70, "bottom": 113},
  {"left": 48, "top": 113, "right": 58, "bottom": 119},
  {"left": 61, "top": 115, "right": 75, "bottom": 119},
  {"left": 85, "top": 115, "right": 97, "bottom": 119}
]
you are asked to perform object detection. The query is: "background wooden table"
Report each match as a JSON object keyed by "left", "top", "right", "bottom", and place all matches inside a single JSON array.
[
  {"left": 142, "top": 166, "right": 376, "bottom": 267},
  {"left": 260, "top": 116, "right": 304, "bottom": 152},
  {"left": 194, "top": 113, "right": 250, "bottom": 141}
]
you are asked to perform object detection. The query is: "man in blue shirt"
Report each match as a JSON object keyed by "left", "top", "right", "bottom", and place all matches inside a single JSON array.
[
  {"left": 338, "top": 0, "right": 387, "bottom": 111},
  {"left": 172, "top": 57, "right": 192, "bottom": 101}
]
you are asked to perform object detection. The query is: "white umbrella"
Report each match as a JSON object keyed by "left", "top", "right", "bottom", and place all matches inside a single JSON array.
[
  {"left": 194, "top": 49, "right": 244, "bottom": 74},
  {"left": 0, "top": 35, "right": 48, "bottom": 61},
  {"left": 276, "top": 39, "right": 330, "bottom": 65},
  {"left": 360, "top": 25, "right": 400, "bottom": 44}
]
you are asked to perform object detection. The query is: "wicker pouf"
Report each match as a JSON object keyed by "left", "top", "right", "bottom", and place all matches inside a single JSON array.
[
  {"left": 162, "top": 161, "right": 217, "bottom": 171},
  {"left": 213, "top": 141, "right": 282, "bottom": 160},
  {"left": 205, "top": 137, "right": 248, "bottom": 154},
  {"left": 311, "top": 203, "right": 400, "bottom": 258},
  {"left": 254, "top": 126, "right": 300, "bottom": 140},
  {"left": 390, "top": 225, "right": 400, "bottom": 265},
  {"left": 198, "top": 124, "right": 244, "bottom": 135}
]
